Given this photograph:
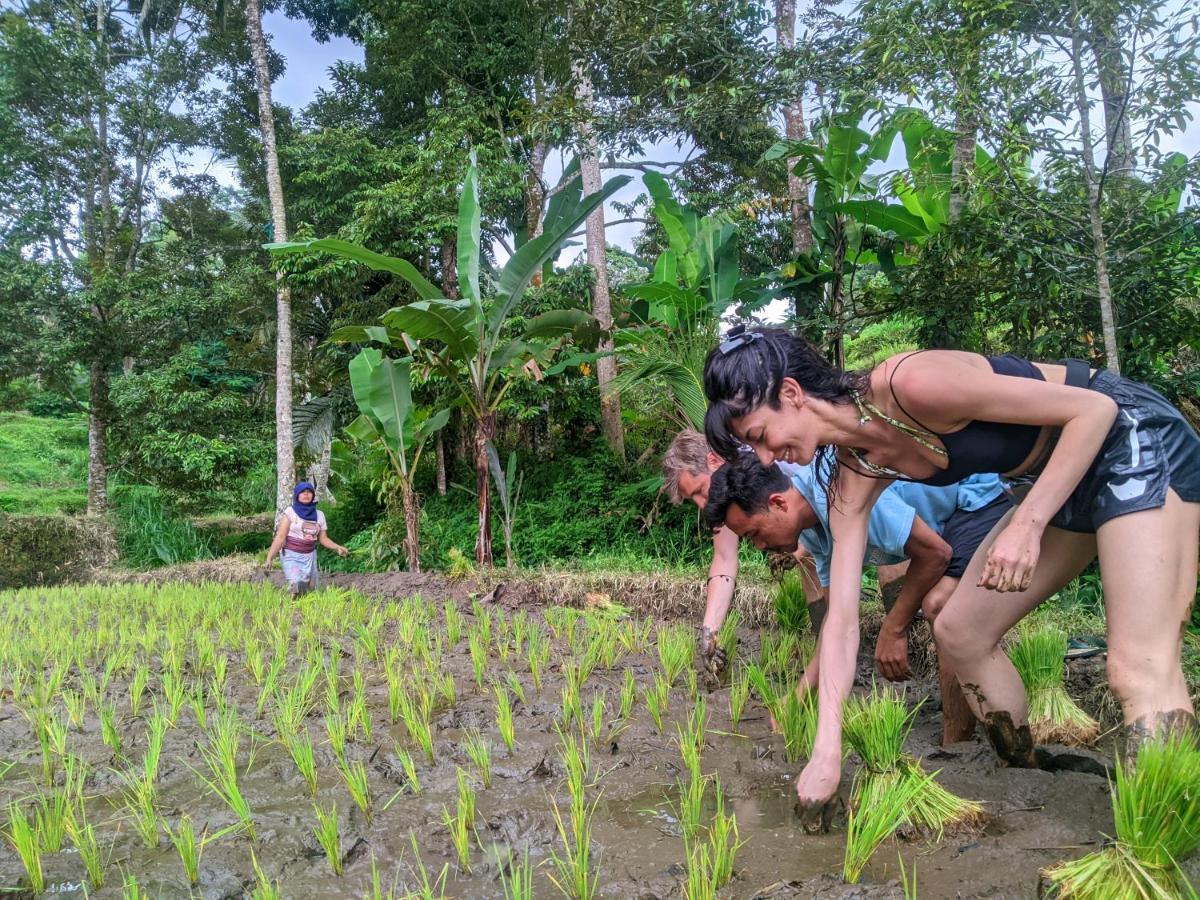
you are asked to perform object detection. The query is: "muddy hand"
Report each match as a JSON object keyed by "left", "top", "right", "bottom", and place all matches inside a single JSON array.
[
  {"left": 793, "top": 753, "right": 841, "bottom": 833},
  {"left": 978, "top": 522, "right": 1040, "bottom": 593},
  {"left": 696, "top": 626, "right": 727, "bottom": 686}
]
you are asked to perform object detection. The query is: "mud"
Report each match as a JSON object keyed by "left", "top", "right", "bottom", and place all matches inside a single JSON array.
[{"left": 0, "top": 578, "right": 1196, "bottom": 899}]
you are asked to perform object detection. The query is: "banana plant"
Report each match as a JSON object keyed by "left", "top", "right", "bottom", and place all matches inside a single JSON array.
[
  {"left": 268, "top": 156, "right": 630, "bottom": 565},
  {"left": 345, "top": 348, "right": 449, "bottom": 572}
]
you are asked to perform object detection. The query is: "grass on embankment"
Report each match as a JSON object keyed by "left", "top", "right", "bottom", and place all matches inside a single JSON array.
[{"left": 0, "top": 413, "right": 88, "bottom": 515}]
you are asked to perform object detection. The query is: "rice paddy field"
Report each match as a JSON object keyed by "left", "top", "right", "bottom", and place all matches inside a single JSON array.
[{"left": 0, "top": 579, "right": 1196, "bottom": 898}]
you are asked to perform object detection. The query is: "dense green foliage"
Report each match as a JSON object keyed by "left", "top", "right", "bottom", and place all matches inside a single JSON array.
[{"left": 0, "top": 413, "right": 87, "bottom": 515}]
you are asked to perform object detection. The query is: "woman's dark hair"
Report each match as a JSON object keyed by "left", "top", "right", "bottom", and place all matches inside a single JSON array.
[
  {"left": 702, "top": 455, "right": 791, "bottom": 532},
  {"left": 702, "top": 328, "right": 868, "bottom": 461}
]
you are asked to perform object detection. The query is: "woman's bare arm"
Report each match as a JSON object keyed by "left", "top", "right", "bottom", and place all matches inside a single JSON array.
[{"left": 264, "top": 517, "right": 290, "bottom": 568}]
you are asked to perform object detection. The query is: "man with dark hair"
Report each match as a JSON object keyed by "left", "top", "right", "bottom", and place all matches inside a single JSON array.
[{"left": 705, "top": 452, "right": 1011, "bottom": 743}]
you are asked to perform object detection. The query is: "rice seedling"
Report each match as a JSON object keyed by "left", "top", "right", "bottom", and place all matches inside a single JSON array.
[
  {"left": 120, "top": 870, "right": 148, "bottom": 900},
  {"left": 66, "top": 808, "right": 109, "bottom": 890},
  {"left": 325, "top": 711, "right": 349, "bottom": 759},
  {"left": 442, "top": 768, "right": 477, "bottom": 871},
  {"left": 728, "top": 666, "right": 750, "bottom": 729},
  {"left": 474, "top": 604, "right": 493, "bottom": 646},
  {"left": 684, "top": 840, "right": 717, "bottom": 900},
  {"left": 1009, "top": 625, "right": 1098, "bottom": 746},
  {"left": 657, "top": 624, "right": 694, "bottom": 685},
  {"left": 194, "top": 717, "right": 257, "bottom": 841},
  {"left": 463, "top": 728, "right": 494, "bottom": 788},
  {"left": 717, "top": 609, "right": 741, "bottom": 668},
  {"left": 561, "top": 677, "right": 583, "bottom": 731},
  {"left": 313, "top": 802, "right": 344, "bottom": 876},
  {"left": 6, "top": 802, "right": 44, "bottom": 894},
  {"left": 283, "top": 730, "right": 319, "bottom": 795},
  {"left": 394, "top": 744, "right": 420, "bottom": 794},
  {"left": 430, "top": 669, "right": 457, "bottom": 707},
  {"left": 190, "top": 680, "right": 208, "bottom": 729},
  {"left": 528, "top": 628, "right": 549, "bottom": 692},
  {"left": 1042, "top": 736, "right": 1200, "bottom": 898},
  {"left": 546, "top": 786, "right": 600, "bottom": 899},
  {"left": 579, "top": 633, "right": 605, "bottom": 684},
  {"left": 685, "top": 666, "right": 699, "bottom": 699},
  {"left": 336, "top": 755, "right": 373, "bottom": 822},
  {"left": 162, "top": 667, "right": 186, "bottom": 724},
  {"left": 469, "top": 630, "right": 489, "bottom": 690},
  {"left": 212, "top": 653, "right": 229, "bottom": 693},
  {"left": 404, "top": 830, "right": 450, "bottom": 899},
  {"left": 349, "top": 686, "right": 373, "bottom": 743},
  {"left": 495, "top": 684, "right": 516, "bottom": 754},
  {"left": 386, "top": 668, "right": 406, "bottom": 725},
  {"left": 324, "top": 654, "right": 341, "bottom": 715},
  {"left": 844, "top": 686, "right": 983, "bottom": 837},
  {"left": 774, "top": 569, "right": 809, "bottom": 634},
  {"left": 680, "top": 695, "right": 708, "bottom": 764},
  {"left": 501, "top": 847, "right": 535, "bottom": 900},
  {"left": 590, "top": 691, "right": 606, "bottom": 744},
  {"left": 645, "top": 673, "right": 670, "bottom": 731},
  {"left": 506, "top": 669, "right": 527, "bottom": 705},
  {"left": 34, "top": 787, "right": 70, "bottom": 852},
  {"left": 121, "top": 774, "right": 160, "bottom": 848},
  {"left": 62, "top": 689, "right": 86, "bottom": 730},
  {"left": 397, "top": 689, "right": 435, "bottom": 763},
  {"left": 249, "top": 848, "right": 282, "bottom": 900},
  {"left": 776, "top": 688, "right": 816, "bottom": 763},
  {"left": 618, "top": 667, "right": 637, "bottom": 720},
  {"left": 511, "top": 610, "right": 529, "bottom": 655},
  {"left": 100, "top": 701, "right": 124, "bottom": 758},
  {"left": 899, "top": 853, "right": 918, "bottom": 900},
  {"left": 128, "top": 663, "right": 149, "bottom": 717},
  {"left": 675, "top": 770, "right": 707, "bottom": 841},
  {"left": 165, "top": 815, "right": 204, "bottom": 885},
  {"left": 444, "top": 600, "right": 464, "bottom": 645},
  {"left": 843, "top": 767, "right": 931, "bottom": 883},
  {"left": 707, "top": 778, "right": 741, "bottom": 889}
]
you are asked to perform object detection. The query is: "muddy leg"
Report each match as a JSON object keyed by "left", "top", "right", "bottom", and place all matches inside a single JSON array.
[
  {"left": 1097, "top": 489, "right": 1200, "bottom": 759},
  {"left": 922, "top": 576, "right": 976, "bottom": 743},
  {"left": 934, "top": 512, "right": 1095, "bottom": 766}
]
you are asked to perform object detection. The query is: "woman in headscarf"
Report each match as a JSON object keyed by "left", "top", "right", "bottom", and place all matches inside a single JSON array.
[{"left": 264, "top": 482, "right": 349, "bottom": 596}]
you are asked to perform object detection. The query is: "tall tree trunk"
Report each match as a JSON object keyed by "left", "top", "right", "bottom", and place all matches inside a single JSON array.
[
  {"left": 1071, "top": 29, "right": 1121, "bottom": 374},
  {"left": 401, "top": 482, "right": 421, "bottom": 572},
  {"left": 1090, "top": 15, "right": 1135, "bottom": 176},
  {"left": 526, "top": 139, "right": 549, "bottom": 286},
  {"left": 776, "top": 0, "right": 812, "bottom": 259},
  {"left": 474, "top": 413, "right": 496, "bottom": 566},
  {"left": 949, "top": 108, "right": 976, "bottom": 223},
  {"left": 245, "top": 0, "right": 296, "bottom": 517},
  {"left": 86, "top": 363, "right": 108, "bottom": 516},
  {"left": 574, "top": 60, "right": 625, "bottom": 459},
  {"left": 435, "top": 432, "right": 447, "bottom": 497},
  {"left": 440, "top": 238, "right": 458, "bottom": 299}
]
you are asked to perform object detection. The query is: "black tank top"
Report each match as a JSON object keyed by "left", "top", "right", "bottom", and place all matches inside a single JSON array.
[{"left": 889, "top": 353, "right": 1046, "bottom": 486}]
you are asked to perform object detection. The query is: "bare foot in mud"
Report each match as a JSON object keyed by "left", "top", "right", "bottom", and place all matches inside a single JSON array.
[{"left": 983, "top": 711, "right": 1110, "bottom": 777}]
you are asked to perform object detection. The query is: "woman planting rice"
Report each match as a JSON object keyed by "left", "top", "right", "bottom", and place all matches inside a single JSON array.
[
  {"left": 702, "top": 327, "right": 1200, "bottom": 815},
  {"left": 264, "top": 482, "right": 349, "bottom": 596}
]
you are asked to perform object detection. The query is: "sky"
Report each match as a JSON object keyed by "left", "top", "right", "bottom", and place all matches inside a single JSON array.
[{"left": 252, "top": 7, "right": 1199, "bottom": 298}]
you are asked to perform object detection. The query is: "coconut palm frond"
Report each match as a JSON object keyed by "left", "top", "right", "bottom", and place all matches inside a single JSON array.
[{"left": 292, "top": 394, "right": 337, "bottom": 456}]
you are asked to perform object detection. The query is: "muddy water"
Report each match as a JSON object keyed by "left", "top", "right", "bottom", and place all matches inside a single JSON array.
[{"left": 0, "top": 586, "right": 1163, "bottom": 899}]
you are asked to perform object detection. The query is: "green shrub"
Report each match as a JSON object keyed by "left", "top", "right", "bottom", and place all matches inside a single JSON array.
[
  {"left": 111, "top": 486, "right": 213, "bottom": 569},
  {"left": 0, "top": 413, "right": 87, "bottom": 514}
]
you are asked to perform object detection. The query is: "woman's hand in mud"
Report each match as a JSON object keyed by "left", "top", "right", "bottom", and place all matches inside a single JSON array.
[
  {"left": 696, "top": 626, "right": 727, "bottom": 685},
  {"left": 874, "top": 626, "right": 912, "bottom": 682},
  {"left": 979, "top": 521, "right": 1041, "bottom": 592},
  {"left": 794, "top": 752, "right": 841, "bottom": 831}
]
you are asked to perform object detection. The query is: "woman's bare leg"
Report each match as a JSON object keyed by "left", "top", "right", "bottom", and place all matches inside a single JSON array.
[
  {"left": 1096, "top": 489, "right": 1199, "bottom": 752},
  {"left": 922, "top": 576, "right": 976, "bottom": 743},
  {"left": 934, "top": 510, "right": 1096, "bottom": 764}
]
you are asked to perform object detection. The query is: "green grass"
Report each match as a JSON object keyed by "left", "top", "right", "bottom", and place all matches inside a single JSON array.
[{"left": 0, "top": 413, "right": 87, "bottom": 515}]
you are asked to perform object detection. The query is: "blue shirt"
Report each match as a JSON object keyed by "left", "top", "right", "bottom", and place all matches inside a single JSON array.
[{"left": 776, "top": 462, "right": 1004, "bottom": 587}]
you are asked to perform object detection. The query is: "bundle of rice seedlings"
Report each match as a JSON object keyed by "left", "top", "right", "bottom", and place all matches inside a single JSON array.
[
  {"left": 843, "top": 767, "right": 930, "bottom": 884},
  {"left": 844, "top": 685, "right": 983, "bottom": 838},
  {"left": 1008, "top": 625, "right": 1098, "bottom": 746},
  {"left": 1042, "top": 735, "right": 1200, "bottom": 899},
  {"left": 773, "top": 570, "right": 808, "bottom": 634}
]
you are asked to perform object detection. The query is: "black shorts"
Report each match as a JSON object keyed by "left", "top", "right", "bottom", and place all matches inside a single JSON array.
[
  {"left": 941, "top": 494, "right": 1012, "bottom": 578},
  {"left": 1045, "top": 371, "right": 1200, "bottom": 533}
]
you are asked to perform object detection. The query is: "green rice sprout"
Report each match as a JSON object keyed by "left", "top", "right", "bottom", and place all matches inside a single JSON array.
[
  {"left": 336, "top": 755, "right": 372, "bottom": 822},
  {"left": 707, "top": 778, "right": 741, "bottom": 890},
  {"left": 100, "top": 702, "right": 123, "bottom": 758},
  {"left": 1009, "top": 625, "right": 1098, "bottom": 746},
  {"left": 143, "top": 709, "right": 168, "bottom": 782},
  {"left": 324, "top": 655, "right": 341, "bottom": 715},
  {"left": 249, "top": 848, "right": 282, "bottom": 900},
  {"left": 657, "top": 624, "right": 694, "bottom": 685},
  {"left": 33, "top": 787, "right": 70, "bottom": 853},
  {"left": 1042, "top": 735, "right": 1200, "bottom": 898},
  {"left": 473, "top": 605, "right": 493, "bottom": 646},
  {"left": 501, "top": 847, "right": 534, "bottom": 900},
  {"left": 844, "top": 686, "right": 983, "bottom": 836},
  {"left": 6, "top": 802, "right": 45, "bottom": 894},
  {"left": 313, "top": 802, "right": 344, "bottom": 876},
  {"left": 190, "top": 680, "right": 208, "bottom": 729},
  {"left": 66, "top": 809, "right": 109, "bottom": 890},
  {"left": 898, "top": 852, "right": 918, "bottom": 900},
  {"left": 165, "top": 815, "right": 204, "bottom": 885},
  {"left": 506, "top": 670, "right": 527, "bottom": 705},
  {"left": 685, "top": 666, "right": 699, "bottom": 699},
  {"left": 394, "top": 744, "right": 420, "bottom": 794},
  {"left": 325, "top": 711, "right": 349, "bottom": 759},
  {"left": 495, "top": 685, "right": 517, "bottom": 754},
  {"left": 444, "top": 600, "right": 464, "bottom": 646},
  {"left": 442, "top": 768, "right": 477, "bottom": 871},
  {"left": 397, "top": 689, "right": 435, "bottom": 763},
  {"left": 843, "top": 767, "right": 931, "bottom": 884},
  {"left": 618, "top": 668, "right": 637, "bottom": 721},
  {"left": 716, "top": 609, "right": 741, "bottom": 671},
  {"left": 684, "top": 840, "right": 716, "bottom": 900},
  {"left": 774, "top": 569, "right": 809, "bottom": 634},
  {"left": 511, "top": 610, "right": 529, "bottom": 656},
  {"left": 62, "top": 689, "right": 86, "bottom": 730},
  {"left": 283, "top": 730, "right": 318, "bottom": 796},
  {"left": 728, "top": 666, "right": 750, "bottom": 729},
  {"left": 776, "top": 688, "right": 816, "bottom": 763},
  {"left": 646, "top": 673, "right": 671, "bottom": 731},
  {"left": 675, "top": 771, "right": 707, "bottom": 841},
  {"left": 463, "top": 728, "right": 494, "bottom": 788},
  {"left": 121, "top": 775, "right": 160, "bottom": 848},
  {"left": 590, "top": 691, "right": 606, "bottom": 744},
  {"left": 120, "top": 869, "right": 148, "bottom": 900},
  {"left": 193, "top": 719, "right": 256, "bottom": 841},
  {"left": 129, "top": 664, "right": 149, "bottom": 716},
  {"left": 386, "top": 668, "right": 406, "bottom": 725},
  {"left": 546, "top": 788, "right": 600, "bottom": 899},
  {"left": 430, "top": 669, "right": 457, "bottom": 707},
  {"left": 469, "top": 630, "right": 489, "bottom": 690},
  {"left": 561, "top": 678, "right": 583, "bottom": 731},
  {"left": 161, "top": 667, "right": 186, "bottom": 724},
  {"left": 404, "top": 830, "right": 450, "bottom": 899}
]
